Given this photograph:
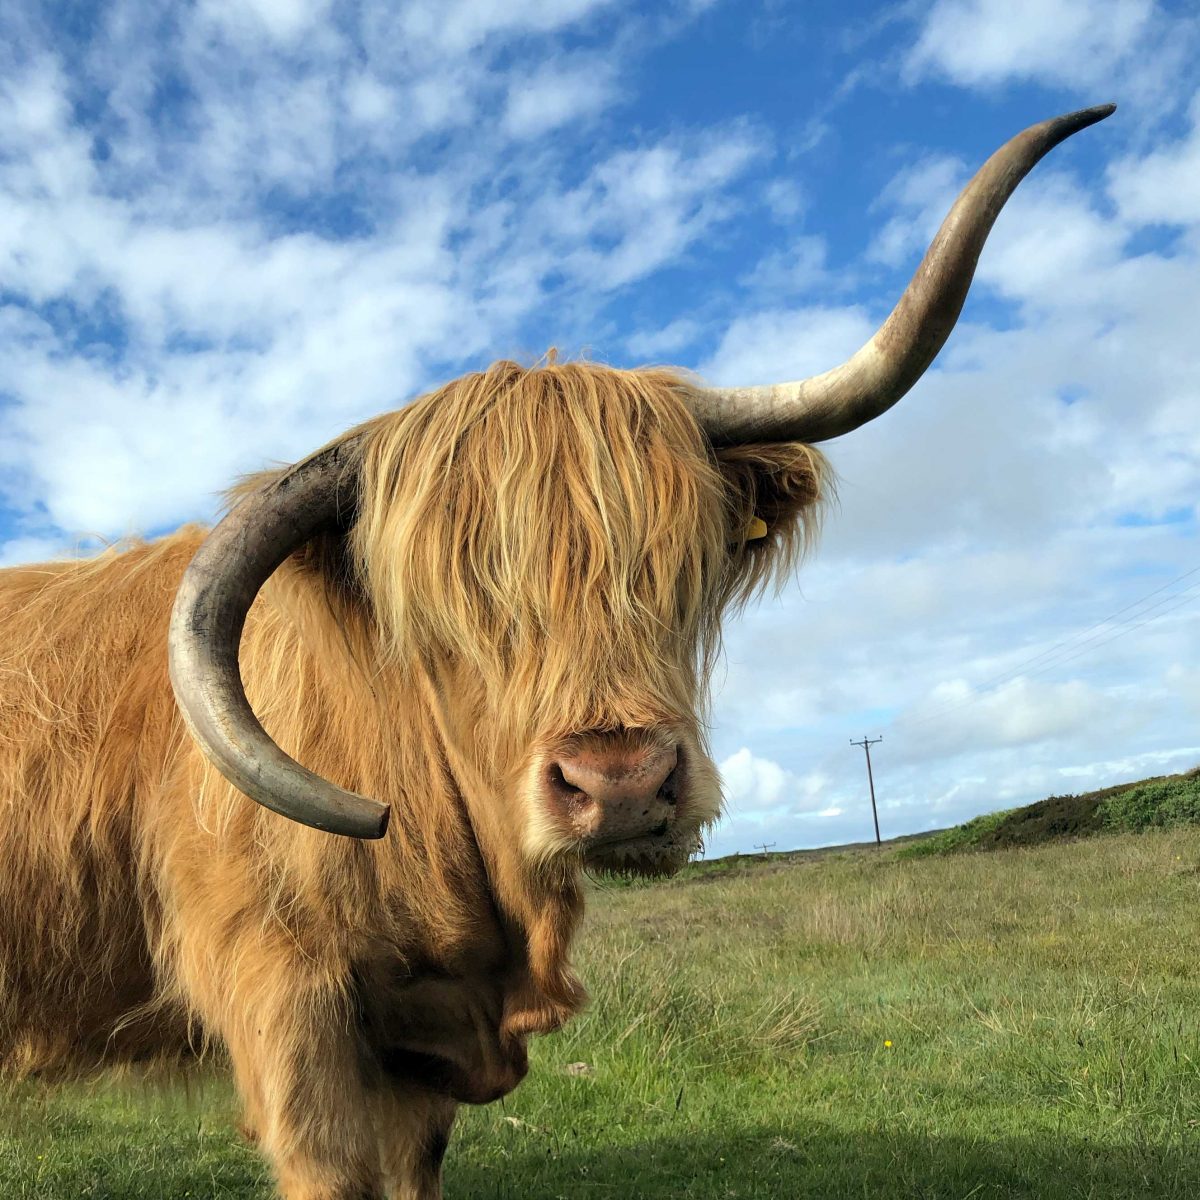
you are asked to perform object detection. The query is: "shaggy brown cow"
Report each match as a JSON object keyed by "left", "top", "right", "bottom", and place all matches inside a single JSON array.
[{"left": 0, "top": 106, "right": 1112, "bottom": 1200}]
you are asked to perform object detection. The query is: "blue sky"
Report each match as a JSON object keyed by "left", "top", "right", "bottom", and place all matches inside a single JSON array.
[{"left": 2, "top": 0, "right": 1198, "bottom": 854}]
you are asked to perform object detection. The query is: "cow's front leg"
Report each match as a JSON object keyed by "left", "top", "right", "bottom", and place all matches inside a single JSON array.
[
  {"left": 219, "top": 988, "right": 384, "bottom": 1200},
  {"left": 377, "top": 1088, "right": 458, "bottom": 1200}
]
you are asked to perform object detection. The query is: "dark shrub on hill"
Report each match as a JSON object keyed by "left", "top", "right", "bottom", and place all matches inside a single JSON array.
[{"left": 977, "top": 790, "right": 1110, "bottom": 848}]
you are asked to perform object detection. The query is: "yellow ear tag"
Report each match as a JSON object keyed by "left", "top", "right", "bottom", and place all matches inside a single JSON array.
[{"left": 745, "top": 516, "right": 769, "bottom": 541}]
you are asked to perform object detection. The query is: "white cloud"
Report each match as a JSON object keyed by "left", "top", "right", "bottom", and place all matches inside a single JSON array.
[
  {"left": 502, "top": 59, "right": 617, "bottom": 138},
  {"left": 715, "top": 38, "right": 1200, "bottom": 852},
  {"left": 896, "top": 676, "right": 1121, "bottom": 756},
  {"left": 548, "top": 126, "right": 768, "bottom": 289},
  {"left": 1166, "top": 664, "right": 1200, "bottom": 718},
  {"left": 762, "top": 178, "right": 807, "bottom": 222},
  {"left": 1108, "top": 94, "right": 1200, "bottom": 226},
  {"left": 699, "top": 305, "right": 876, "bottom": 387},
  {"left": 195, "top": 0, "right": 334, "bottom": 44},
  {"left": 907, "top": 0, "right": 1154, "bottom": 91},
  {"left": 715, "top": 744, "right": 840, "bottom": 820},
  {"left": 971, "top": 177, "right": 1127, "bottom": 306},
  {"left": 720, "top": 746, "right": 795, "bottom": 808},
  {"left": 739, "top": 234, "right": 829, "bottom": 297},
  {"left": 866, "top": 154, "right": 961, "bottom": 268},
  {"left": 343, "top": 72, "right": 395, "bottom": 125},
  {"left": 625, "top": 318, "right": 704, "bottom": 359},
  {"left": 0, "top": 536, "right": 69, "bottom": 569},
  {"left": 389, "top": 0, "right": 619, "bottom": 56}
]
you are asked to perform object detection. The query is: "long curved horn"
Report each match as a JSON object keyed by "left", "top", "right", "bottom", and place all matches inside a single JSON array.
[
  {"left": 690, "top": 104, "right": 1116, "bottom": 446},
  {"left": 168, "top": 433, "right": 390, "bottom": 839}
]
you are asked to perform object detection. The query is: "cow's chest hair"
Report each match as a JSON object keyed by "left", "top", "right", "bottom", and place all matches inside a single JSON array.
[{"left": 353, "top": 966, "right": 530, "bottom": 1105}]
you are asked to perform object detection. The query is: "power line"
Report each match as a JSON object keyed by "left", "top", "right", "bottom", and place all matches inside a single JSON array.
[
  {"left": 989, "top": 577, "right": 1200, "bottom": 686},
  {"left": 1020, "top": 586, "right": 1200, "bottom": 679},
  {"left": 949, "top": 565, "right": 1199, "bottom": 698},
  {"left": 904, "top": 564, "right": 1200, "bottom": 730},
  {"left": 984, "top": 563, "right": 1200, "bottom": 686}
]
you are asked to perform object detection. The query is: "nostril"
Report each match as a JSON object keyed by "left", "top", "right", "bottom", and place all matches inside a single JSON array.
[
  {"left": 548, "top": 762, "right": 586, "bottom": 799},
  {"left": 657, "top": 765, "right": 680, "bottom": 806}
]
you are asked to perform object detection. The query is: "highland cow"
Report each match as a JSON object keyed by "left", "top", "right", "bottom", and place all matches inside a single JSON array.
[{"left": 0, "top": 107, "right": 1113, "bottom": 1199}]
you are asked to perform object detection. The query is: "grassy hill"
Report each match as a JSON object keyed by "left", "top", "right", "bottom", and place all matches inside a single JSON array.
[
  {"left": 4, "top": 824, "right": 1200, "bottom": 1198},
  {"left": 896, "top": 768, "right": 1200, "bottom": 858}
]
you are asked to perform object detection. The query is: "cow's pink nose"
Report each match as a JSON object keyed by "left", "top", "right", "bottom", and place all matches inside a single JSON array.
[{"left": 548, "top": 741, "right": 680, "bottom": 844}]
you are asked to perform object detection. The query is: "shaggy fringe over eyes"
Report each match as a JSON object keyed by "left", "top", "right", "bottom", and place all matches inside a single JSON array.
[{"left": 346, "top": 359, "right": 830, "bottom": 746}]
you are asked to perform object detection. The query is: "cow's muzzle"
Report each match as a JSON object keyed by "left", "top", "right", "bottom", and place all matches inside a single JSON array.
[{"left": 545, "top": 737, "right": 682, "bottom": 855}]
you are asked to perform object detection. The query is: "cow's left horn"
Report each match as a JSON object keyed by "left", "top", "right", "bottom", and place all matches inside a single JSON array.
[
  {"left": 168, "top": 434, "right": 390, "bottom": 839},
  {"left": 689, "top": 104, "right": 1116, "bottom": 446}
]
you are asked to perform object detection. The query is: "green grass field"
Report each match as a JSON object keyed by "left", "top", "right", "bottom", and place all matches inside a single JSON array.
[{"left": 3, "top": 827, "right": 1199, "bottom": 1198}]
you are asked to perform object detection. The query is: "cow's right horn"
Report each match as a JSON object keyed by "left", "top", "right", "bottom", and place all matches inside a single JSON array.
[
  {"left": 168, "top": 433, "right": 390, "bottom": 839},
  {"left": 689, "top": 104, "right": 1116, "bottom": 446}
]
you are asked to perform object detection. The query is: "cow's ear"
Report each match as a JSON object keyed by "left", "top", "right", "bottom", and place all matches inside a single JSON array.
[{"left": 713, "top": 442, "right": 830, "bottom": 548}]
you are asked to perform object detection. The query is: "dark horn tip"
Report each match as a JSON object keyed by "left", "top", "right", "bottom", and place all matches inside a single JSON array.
[
  {"left": 1060, "top": 103, "right": 1117, "bottom": 130},
  {"left": 1032, "top": 103, "right": 1116, "bottom": 156},
  {"left": 331, "top": 799, "right": 391, "bottom": 840},
  {"left": 367, "top": 804, "right": 391, "bottom": 839}
]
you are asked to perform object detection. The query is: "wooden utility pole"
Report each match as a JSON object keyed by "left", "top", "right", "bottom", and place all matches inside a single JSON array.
[{"left": 850, "top": 736, "right": 883, "bottom": 847}]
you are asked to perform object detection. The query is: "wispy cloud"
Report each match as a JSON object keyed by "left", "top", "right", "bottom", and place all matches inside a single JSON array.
[
  {"left": 908, "top": 0, "right": 1151, "bottom": 91},
  {"left": 1108, "top": 93, "right": 1200, "bottom": 225},
  {"left": 625, "top": 318, "right": 704, "bottom": 359},
  {"left": 502, "top": 57, "right": 619, "bottom": 138}
]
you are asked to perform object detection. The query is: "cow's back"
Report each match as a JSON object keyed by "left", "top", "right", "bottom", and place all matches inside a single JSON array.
[{"left": 0, "top": 530, "right": 202, "bottom": 1075}]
